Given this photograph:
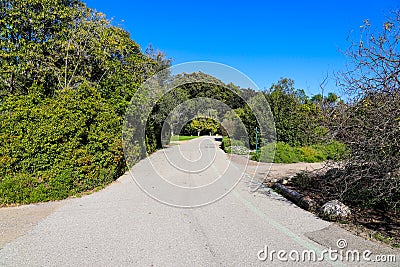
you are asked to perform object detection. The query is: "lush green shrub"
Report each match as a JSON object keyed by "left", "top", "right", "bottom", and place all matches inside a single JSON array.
[
  {"left": 0, "top": 0, "right": 165, "bottom": 205},
  {"left": 251, "top": 143, "right": 275, "bottom": 162},
  {"left": 221, "top": 136, "right": 231, "bottom": 151},
  {"left": 274, "top": 142, "right": 302, "bottom": 163},
  {"left": 251, "top": 141, "right": 347, "bottom": 163},
  {"left": 221, "top": 137, "right": 247, "bottom": 154},
  {"left": 231, "top": 139, "right": 245, "bottom": 147},
  {"left": 225, "top": 146, "right": 249, "bottom": 155},
  {"left": 310, "top": 141, "right": 348, "bottom": 161},
  {"left": 264, "top": 78, "right": 329, "bottom": 147},
  {"left": 0, "top": 84, "right": 126, "bottom": 205}
]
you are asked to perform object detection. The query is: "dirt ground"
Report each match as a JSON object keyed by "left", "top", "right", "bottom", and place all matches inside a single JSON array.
[
  {"left": 228, "top": 154, "right": 399, "bottom": 249},
  {"left": 227, "top": 153, "right": 324, "bottom": 181},
  {"left": 0, "top": 201, "right": 64, "bottom": 248},
  {"left": 284, "top": 175, "right": 400, "bottom": 249}
]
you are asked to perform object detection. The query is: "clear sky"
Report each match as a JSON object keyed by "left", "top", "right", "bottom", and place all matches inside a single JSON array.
[{"left": 84, "top": 0, "right": 399, "bottom": 96}]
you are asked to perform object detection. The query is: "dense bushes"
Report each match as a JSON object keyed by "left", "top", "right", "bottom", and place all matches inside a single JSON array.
[
  {"left": 0, "top": 0, "right": 164, "bottom": 205},
  {"left": 220, "top": 136, "right": 231, "bottom": 151},
  {"left": 250, "top": 141, "right": 347, "bottom": 163},
  {"left": 221, "top": 137, "right": 249, "bottom": 154},
  {"left": 222, "top": 135, "right": 346, "bottom": 163},
  {"left": 264, "top": 78, "right": 327, "bottom": 147},
  {"left": 220, "top": 78, "right": 345, "bottom": 163},
  {"left": 0, "top": 84, "right": 125, "bottom": 204}
]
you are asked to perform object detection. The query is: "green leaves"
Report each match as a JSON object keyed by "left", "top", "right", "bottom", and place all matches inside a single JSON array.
[
  {"left": 264, "top": 78, "right": 325, "bottom": 146},
  {"left": 0, "top": 0, "right": 86, "bottom": 95},
  {"left": 0, "top": 83, "right": 125, "bottom": 204},
  {"left": 0, "top": 0, "right": 155, "bottom": 98},
  {"left": 0, "top": 1, "right": 167, "bottom": 205},
  {"left": 188, "top": 116, "right": 220, "bottom": 135},
  {"left": 253, "top": 141, "right": 347, "bottom": 163}
]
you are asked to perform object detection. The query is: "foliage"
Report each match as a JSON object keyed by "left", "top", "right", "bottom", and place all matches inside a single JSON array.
[
  {"left": 173, "top": 72, "right": 244, "bottom": 109},
  {"left": 264, "top": 78, "right": 326, "bottom": 147},
  {"left": 0, "top": 0, "right": 84, "bottom": 95},
  {"left": 0, "top": 0, "right": 157, "bottom": 99},
  {"left": 329, "top": 11, "right": 400, "bottom": 211},
  {"left": 170, "top": 135, "right": 199, "bottom": 142},
  {"left": 149, "top": 72, "right": 263, "bottom": 148},
  {"left": 221, "top": 137, "right": 246, "bottom": 150},
  {"left": 233, "top": 105, "right": 261, "bottom": 148},
  {"left": 221, "top": 136, "right": 231, "bottom": 151},
  {"left": 187, "top": 116, "right": 220, "bottom": 136},
  {"left": 222, "top": 137, "right": 249, "bottom": 155},
  {"left": 0, "top": 0, "right": 164, "bottom": 205},
  {"left": 251, "top": 141, "right": 347, "bottom": 163},
  {"left": 145, "top": 87, "right": 188, "bottom": 151},
  {"left": 0, "top": 84, "right": 125, "bottom": 204}
]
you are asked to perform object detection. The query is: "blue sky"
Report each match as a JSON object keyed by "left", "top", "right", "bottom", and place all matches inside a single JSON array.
[{"left": 84, "top": 0, "right": 398, "bottom": 96}]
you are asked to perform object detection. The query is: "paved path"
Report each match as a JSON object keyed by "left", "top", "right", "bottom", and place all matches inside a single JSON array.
[{"left": 0, "top": 137, "right": 398, "bottom": 266}]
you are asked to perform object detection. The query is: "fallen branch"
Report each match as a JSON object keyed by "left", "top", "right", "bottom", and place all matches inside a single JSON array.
[{"left": 272, "top": 182, "right": 318, "bottom": 212}]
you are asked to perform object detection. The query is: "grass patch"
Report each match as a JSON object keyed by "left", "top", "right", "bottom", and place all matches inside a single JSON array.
[
  {"left": 251, "top": 141, "right": 347, "bottom": 163},
  {"left": 170, "top": 135, "right": 200, "bottom": 142},
  {"left": 221, "top": 136, "right": 347, "bottom": 164}
]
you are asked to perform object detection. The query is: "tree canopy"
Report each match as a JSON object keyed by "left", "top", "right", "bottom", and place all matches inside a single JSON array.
[{"left": 0, "top": 0, "right": 165, "bottom": 205}]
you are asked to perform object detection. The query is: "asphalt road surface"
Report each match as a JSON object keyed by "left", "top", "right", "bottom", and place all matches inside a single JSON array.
[{"left": 0, "top": 137, "right": 398, "bottom": 266}]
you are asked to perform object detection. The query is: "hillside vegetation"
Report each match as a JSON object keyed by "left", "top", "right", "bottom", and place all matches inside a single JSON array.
[
  {"left": 0, "top": 0, "right": 167, "bottom": 205},
  {"left": 1, "top": 0, "right": 398, "bottom": 215}
]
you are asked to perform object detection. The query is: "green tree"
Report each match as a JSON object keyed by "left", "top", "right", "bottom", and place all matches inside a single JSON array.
[
  {"left": 0, "top": 0, "right": 157, "bottom": 100},
  {"left": 0, "top": 0, "right": 85, "bottom": 95},
  {"left": 188, "top": 116, "right": 220, "bottom": 136},
  {"left": 264, "top": 78, "right": 324, "bottom": 146},
  {"left": 326, "top": 92, "right": 339, "bottom": 103},
  {"left": 0, "top": 0, "right": 164, "bottom": 204},
  {"left": 311, "top": 94, "right": 323, "bottom": 103}
]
